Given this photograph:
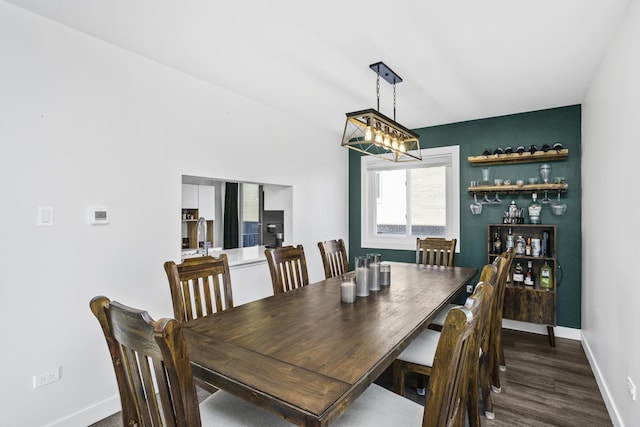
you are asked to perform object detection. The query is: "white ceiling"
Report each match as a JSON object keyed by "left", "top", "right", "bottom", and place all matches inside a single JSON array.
[{"left": 5, "top": 0, "right": 631, "bottom": 132}]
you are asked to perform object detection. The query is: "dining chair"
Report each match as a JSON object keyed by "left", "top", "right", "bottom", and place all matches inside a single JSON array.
[
  {"left": 90, "top": 296, "right": 296, "bottom": 427},
  {"left": 334, "top": 283, "right": 486, "bottom": 427},
  {"left": 164, "top": 254, "right": 234, "bottom": 323},
  {"left": 265, "top": 244, "right": 309, "bottom": 295},
  {"left": 164, "top": 254, "right": 234, "bottom": 393},
  {"left": 317, "top": 238, "right": 349, "bottom": 279},
  {"left": 416, "top": 237, "right": 457, "bottom": 267},
  {"left": 392, "top": 263, "right": 498, "bottom": 427}
]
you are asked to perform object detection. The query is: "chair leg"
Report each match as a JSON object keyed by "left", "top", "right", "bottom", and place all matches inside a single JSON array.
[
  {"left": 467, "top": 362, "right": 481, "bottom": 427},
  {"left": 480, "top": 355, "right": 495, "bottom": 419},
  {"left": 497, "top": 330, "right": 507, "bottom": 371},
  {"left": 416, "top": 374, "right": 426, "bottom": 396},
  {"left": 490, "top": 348, "right": 502, "bottom": 393},
  {"left": 392, "top": 361, "right": 405, "bottom": 396}
]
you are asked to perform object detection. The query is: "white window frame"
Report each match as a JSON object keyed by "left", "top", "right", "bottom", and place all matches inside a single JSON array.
[{"left": 361, "top": 145, "right": 460, "bottom": 251}]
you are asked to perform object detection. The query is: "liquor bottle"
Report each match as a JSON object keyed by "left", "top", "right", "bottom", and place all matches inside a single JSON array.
[
  {"left": 525, "top": 237, "right": 532, "bottom": 256},
  {"left": 528, "top": 193, "right": 541, "bottom": 224},
  {"left": 540, "top": 261, "right": 553, "bottom": 290},
  {"left": 513, "top": 262, "right": 524, "bottom": 286},
  {"left": 516, "top": 235, "right": 525, "bottom": 255},
  {"left": 505, "top": 227, "right": 514, "bottom": 250},
  {"left": 524, "top": 261, "right": 534, "bottom": 287},
  {"left": 492, "top": 227, "right": 502, "bottom": 254}
]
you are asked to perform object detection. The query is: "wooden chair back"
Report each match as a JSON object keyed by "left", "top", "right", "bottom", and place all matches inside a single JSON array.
[
  {"left": 90, "top": 296, "right": 202, "bottom": 427},
  {"left": 416, "top": 237, "right": 457, "bottom": 267},
  {"left": 164, "top": 254, "right": 234, "bottom": 323},
  {"left": 423, "top": 283, "right": 486, "bottom": 427},
  {"left": 317, "top": 239, "right": 349, "bottom": 279},
  {"left": 265, "top": 245, "right": 309, "bottom": 295}
]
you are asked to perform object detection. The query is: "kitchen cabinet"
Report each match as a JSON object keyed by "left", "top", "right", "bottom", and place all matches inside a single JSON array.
[
  {"left": 181, "top": 184, "right": 215, "bottom": 250},
  {"left": 488, "top": 224, "right": 557, "bottom": 346},
  {"left": 181, "top": 184, "right": 198, "bottom": 209},
  {"left": 198, "top": 185, "right": 215, "bottom": 220}
]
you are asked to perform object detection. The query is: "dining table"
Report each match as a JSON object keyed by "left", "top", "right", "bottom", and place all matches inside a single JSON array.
[{"left": 182, "top": 261, "right": 477, "bottom": 426}]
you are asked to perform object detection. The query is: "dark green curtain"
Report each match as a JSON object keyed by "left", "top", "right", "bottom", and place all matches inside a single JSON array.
[{"left": 223, "top": 182, "right": 239, "bottom": 249}]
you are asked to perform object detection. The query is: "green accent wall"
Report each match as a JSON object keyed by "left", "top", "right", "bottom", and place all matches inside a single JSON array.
[{"left": 349, "top": 105, "right": 582, "bottom": 329}]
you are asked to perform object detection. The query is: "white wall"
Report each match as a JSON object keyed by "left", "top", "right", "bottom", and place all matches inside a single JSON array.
[
  {"left": 0, "top": 3, "right": 347, "bottom": 426},
  {"left": 582, "top": 1, "right": 640, "bottom": 426}
]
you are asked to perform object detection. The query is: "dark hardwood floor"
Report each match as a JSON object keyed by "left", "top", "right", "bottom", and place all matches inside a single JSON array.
[
  {"left": 376, "top": 328, "right": 613, "bottom": 427},
  {"left": 92, "top": 329, "right": 612, "bottom": 426}
]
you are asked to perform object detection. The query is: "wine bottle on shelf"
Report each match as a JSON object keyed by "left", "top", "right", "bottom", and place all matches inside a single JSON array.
[
  {"left": 513, "top": 262, "right": 524, "bottom": 286},
  {"left": 524, "top": 261, "right": 534, "bottom": 287},
  {"left": 505, "top": 227, "right": 514, "bottom": 251},
  {"left": 525, "top": 237, "right": 532, "bottom": 256},
  {"left": 516, "top": 235, "right": 525, "bottom": 255},
  {"left": 493, "top": 227, "right": 502, "bottom": 254},
  {"left": 540, "top": 261, "right": 553, "bottom": 290}
]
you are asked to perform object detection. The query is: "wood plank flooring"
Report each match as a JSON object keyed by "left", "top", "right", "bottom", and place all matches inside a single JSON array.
[
  {"left": 91, "top": 329, "right": 612, "bottom": 426},
  {"left": 376, "top": 328, "right": 613, "bottom": 427}
]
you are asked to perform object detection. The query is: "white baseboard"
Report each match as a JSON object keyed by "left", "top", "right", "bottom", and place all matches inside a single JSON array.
[
  {"left": 45, "top": 395, "right": 120, "bottom": 427},
  {"left": 581, "top": 333, "right": 623, "bottom": 427},
  {"left": 502, "top": 319, "right": 581, "bottom": 341}
]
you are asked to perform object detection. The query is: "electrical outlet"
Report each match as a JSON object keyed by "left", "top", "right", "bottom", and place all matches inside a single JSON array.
[
  {"left": 33, "top": 367, "right": 60, "bottom": 388},
  {"left": 628, "top": 376, "right": 637, "bottom": 401},
  {"left": 466, "top": 284, "right": 474, "bottom": 293}
]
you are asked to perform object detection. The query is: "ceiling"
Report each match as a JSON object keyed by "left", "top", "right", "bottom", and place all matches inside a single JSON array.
[{"left": 5, "top": 0, "right": 632, "bottom": 133}]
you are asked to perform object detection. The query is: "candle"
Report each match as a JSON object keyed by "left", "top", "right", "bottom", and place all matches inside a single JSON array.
[{"left": 341, "top": 280, "right": 356, "bottom": 303}]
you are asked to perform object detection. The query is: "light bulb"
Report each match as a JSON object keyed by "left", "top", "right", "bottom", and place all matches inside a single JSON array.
[
  {"left": 399, "top": 142, "right": 406, "bottom": 152},
  {"left": 375, "top": 130, "right": 383, "bottom": 144},
  {"left": 383, "top": 133, "right": 390, "bottom": 146},
  {"left": 392, "top": 139, "right": 399, "bottom": 150},
  {"left": 365, "top": 126, "right": 373, "bottom": 141}
]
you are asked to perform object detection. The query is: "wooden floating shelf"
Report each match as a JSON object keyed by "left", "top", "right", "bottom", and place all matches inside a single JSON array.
[
  {"left": 468, "top": 183, "right": 568, "bottom": 193},
  {"left": 468, "top": 149, "right": 569, "bottom": 165}
]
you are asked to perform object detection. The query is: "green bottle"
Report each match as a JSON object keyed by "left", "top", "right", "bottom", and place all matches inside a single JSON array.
[{"left": 540, "top": 261, "right": 553, "bottom": 290}]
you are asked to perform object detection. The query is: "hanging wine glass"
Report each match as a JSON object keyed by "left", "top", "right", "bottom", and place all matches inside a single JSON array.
[
  {"left": 470, "top": 193, "right": 482, "bottom": 215},
  {"left": 481, "top": 192, "right": 492, "bottom": 204},
  {"left": 541, "top": 190, "right": 552, "bottom": 204},
  {"left": 491, "top": 192, "right": 502, "bottom": 204},
  {"left": 551, "top": 192, "right": 567, "bottom": 216}
]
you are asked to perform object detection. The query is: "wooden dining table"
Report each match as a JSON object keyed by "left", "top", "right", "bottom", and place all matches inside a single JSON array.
[{"left": 182, "top": 261, "right": 477, "bottom": 426}]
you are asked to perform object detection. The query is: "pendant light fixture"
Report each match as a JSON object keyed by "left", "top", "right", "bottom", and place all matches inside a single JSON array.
[{"left": 341, "top": 62, "right": 421, "bottom": 162}]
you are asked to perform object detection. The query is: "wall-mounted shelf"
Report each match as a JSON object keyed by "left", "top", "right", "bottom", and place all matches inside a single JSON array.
[
  {"left": 468, "top": 149, "right": 568, "bottom": 165},
  {"left": 468, "top": 183, "right": 568, "bottom": 194}
]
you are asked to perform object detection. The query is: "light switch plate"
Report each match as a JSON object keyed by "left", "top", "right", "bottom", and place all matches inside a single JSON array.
[{"left": 37, "top": 206, "right": 54, "bottom": 226}]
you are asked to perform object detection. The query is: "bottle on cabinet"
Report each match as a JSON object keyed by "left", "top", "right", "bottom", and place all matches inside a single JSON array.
[
  {"left": 513, "top": 262, "right": 524, "bottom": 286},
  {"left": 516, "top": 235, "right": 526, "bottom": 255},
  {"left": 524, "top": 261, "right": 535, "bottom": 287},
  {"left": 492, "top": 227, "right": 503, "bottom": 254},
  {"left": 505, "top": 227, "right": 514, "bottom": 251},
  {"left": 540, "top": 261, "right": 553, "bottom": 290}
]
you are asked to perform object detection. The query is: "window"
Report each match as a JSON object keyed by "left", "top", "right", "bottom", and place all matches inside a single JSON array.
[{"left": 361, "top": 145, "right": 460, "bottom": 251}]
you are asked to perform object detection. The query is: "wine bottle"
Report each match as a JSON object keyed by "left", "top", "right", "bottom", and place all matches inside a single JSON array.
[
  {"left": 505, "top": 227, "right": 514, "bottom": 250},
  {"left": 525, "top": 237, "right": 532, "bottom": 256},
  {"left": 513, "top": 262, "right": 524, "bottom": 286},
  {"left": 540, "top": 261, "right": 553, "bottom": 290},
  {"left": 493, "top": 227, "right": 502, "bottom": 254},
  {"left": 524, "top": 261, "right": 534, "bottom": 287}
]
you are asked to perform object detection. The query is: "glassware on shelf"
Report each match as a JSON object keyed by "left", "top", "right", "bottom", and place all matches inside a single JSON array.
[
  {"left": 470, "top": 193, "right": 482, "bottom": 215},
  {"left": 551, "top": 192, "right": 567, "bottom": 216}
]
